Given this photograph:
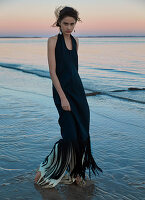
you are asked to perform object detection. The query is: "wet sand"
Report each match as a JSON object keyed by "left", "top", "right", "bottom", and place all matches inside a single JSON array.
[{"left": 0, "top": 67, "right": 145, "bottom": 199}]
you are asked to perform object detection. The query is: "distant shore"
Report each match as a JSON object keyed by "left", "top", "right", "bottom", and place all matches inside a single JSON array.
[{"left": 0, "top": 35, "right": 145, "bottom": 38}]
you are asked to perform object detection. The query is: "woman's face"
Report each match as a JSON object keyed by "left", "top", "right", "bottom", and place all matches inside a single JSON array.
[{"left": 59, "top": 16, "right": 76, "bottom": 34}]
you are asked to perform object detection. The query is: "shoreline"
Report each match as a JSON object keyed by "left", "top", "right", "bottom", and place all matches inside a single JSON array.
[{"left": 0, "top": 66, "right": 145, "bottom": 199}]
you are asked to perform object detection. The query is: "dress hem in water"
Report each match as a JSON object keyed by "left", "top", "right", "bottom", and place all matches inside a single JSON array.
[{"left": 36, "top": 137, "right": 103, "bottom": 188}]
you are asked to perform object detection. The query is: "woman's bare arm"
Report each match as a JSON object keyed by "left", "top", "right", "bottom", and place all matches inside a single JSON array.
[{"left": 47, "top": 36, "right": 66, "bottom": 100}]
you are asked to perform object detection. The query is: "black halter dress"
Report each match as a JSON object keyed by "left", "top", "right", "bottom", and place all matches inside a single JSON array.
[{"left": 36, "top": 32, "right": 103, "bottom": 188}]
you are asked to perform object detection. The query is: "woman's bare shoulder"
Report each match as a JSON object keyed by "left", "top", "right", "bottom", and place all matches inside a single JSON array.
[
  {"left": 73, "top": 36, "right": 79, "bottom": 51},
  {"left": 47, "top": 35, "right": 58, "bottom": 48},
  {"left": 74, "top": 36, "right": 79, "bottom": 43}
]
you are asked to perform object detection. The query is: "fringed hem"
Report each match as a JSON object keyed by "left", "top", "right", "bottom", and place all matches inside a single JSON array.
[
  {"left": 82, "top": 135, "right": 103, "bottom": 179},
  {"left": 36, "top": 137, "right": 103, "bottom": 188},
  {"left": 70, "top": 135, "right": 103, "bottom": 180}
]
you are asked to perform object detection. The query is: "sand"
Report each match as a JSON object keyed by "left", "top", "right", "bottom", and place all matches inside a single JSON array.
[{"left": 0, "top": 66, "right": 145, "bottom": 199}]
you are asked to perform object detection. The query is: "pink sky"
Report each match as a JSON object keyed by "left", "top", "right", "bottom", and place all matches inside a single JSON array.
[{"left": 0, "top": 0, "right": 145, "bottom": 36}]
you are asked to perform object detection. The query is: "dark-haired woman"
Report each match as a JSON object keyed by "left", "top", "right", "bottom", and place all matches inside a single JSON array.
[{"left": 34, "top": 6, "right": 103, "bottom": 188}]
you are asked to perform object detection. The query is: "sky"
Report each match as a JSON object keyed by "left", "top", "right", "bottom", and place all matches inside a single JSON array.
[{"left": 0, "top": 0, "right": 145, "bottom": 37}]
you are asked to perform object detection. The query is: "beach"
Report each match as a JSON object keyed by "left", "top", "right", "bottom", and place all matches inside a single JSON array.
[{"left": 0, "top": 37, "right": 145, "bottom": 199}]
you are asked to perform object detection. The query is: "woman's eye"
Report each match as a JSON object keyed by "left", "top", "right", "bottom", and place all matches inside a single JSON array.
[{"left": 64, "top": 23, "right": 75, "bottom": 26}]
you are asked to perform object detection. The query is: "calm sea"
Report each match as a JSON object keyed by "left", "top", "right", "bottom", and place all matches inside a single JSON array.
[
  {"left": 0, "top": 36, "right": 145, "bottom": 103},
  {"left": 0, "top": 37, "right": 145, "bottom": 199}
]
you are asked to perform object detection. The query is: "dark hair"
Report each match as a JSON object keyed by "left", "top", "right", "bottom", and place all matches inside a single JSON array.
[{"left": 52, "top": 6, "right": 82, "bottom": 31}]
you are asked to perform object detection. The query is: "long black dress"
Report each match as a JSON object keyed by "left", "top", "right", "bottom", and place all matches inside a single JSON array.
[{"left": 36, "top": 32, "right": 103, "bottom": 188}]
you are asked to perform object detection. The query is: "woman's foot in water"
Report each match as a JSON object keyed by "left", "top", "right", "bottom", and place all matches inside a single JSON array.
[
  {"left": 75, "top": 175, "right": 86, "bottom": 186},
  {"left": 34, "top": 171, "right": 41, "bottom": 184}
]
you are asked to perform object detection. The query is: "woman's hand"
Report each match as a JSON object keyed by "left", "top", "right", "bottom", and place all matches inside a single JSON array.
[{"left": 61, "top": 97, "right": 71, "bottom": 111}]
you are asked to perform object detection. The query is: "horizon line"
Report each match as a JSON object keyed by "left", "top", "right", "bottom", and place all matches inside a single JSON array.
[{"left": 0, "top": 35, "right": 145, "bottom": 38}]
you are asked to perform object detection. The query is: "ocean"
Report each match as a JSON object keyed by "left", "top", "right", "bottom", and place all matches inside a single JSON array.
[{"left": 0, "top": 36, "right": 145, "bottom": 199}]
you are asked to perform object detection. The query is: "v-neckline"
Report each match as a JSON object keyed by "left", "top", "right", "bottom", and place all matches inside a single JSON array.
[{"left": 61, "top": 32, "right": 73, "bottom": 51}]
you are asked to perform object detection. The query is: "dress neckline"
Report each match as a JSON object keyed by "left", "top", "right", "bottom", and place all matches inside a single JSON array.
[{"left": 60, "top": 32, "right": 73, "bottom": 51}]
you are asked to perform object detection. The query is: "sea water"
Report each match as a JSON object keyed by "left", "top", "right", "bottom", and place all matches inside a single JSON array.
[{"left": 0, "top": 37, "right": 145, "bottom": 199}]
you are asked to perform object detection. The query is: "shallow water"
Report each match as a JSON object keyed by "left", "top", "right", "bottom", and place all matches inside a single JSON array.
[
  {"left": 0, "top": 37, "right": 145, "bottom": 199},
  {"left": 0, "top": 36, "right": 145, "bottom": 103}
]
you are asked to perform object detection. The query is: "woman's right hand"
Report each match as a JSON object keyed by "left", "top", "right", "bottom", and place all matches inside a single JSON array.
[{"left": 61, "top": 97, "right": 71, "bottom": 111}]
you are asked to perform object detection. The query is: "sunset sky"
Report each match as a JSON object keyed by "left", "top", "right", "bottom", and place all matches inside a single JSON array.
[{"left": 0, "top": 0, "right": 145, "bottom": 37}]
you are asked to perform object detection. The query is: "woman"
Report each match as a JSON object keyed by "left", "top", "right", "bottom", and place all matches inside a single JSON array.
[{"left": 34, "top": 6, "right": 103, "bottom": 188}]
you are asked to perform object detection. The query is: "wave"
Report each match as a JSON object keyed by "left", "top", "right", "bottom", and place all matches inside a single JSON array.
[
  {"left": 1, "top": 62, "right": 145, "bottom": 104},
  {"left": 90, "top": 67, "right": 145, "bottom": 77},
  {"left": 85, "top": 89, "right": 145, "bottom": 104},
  {"left": 0, "top": 62, "right": 51, "bottom": 79}
]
